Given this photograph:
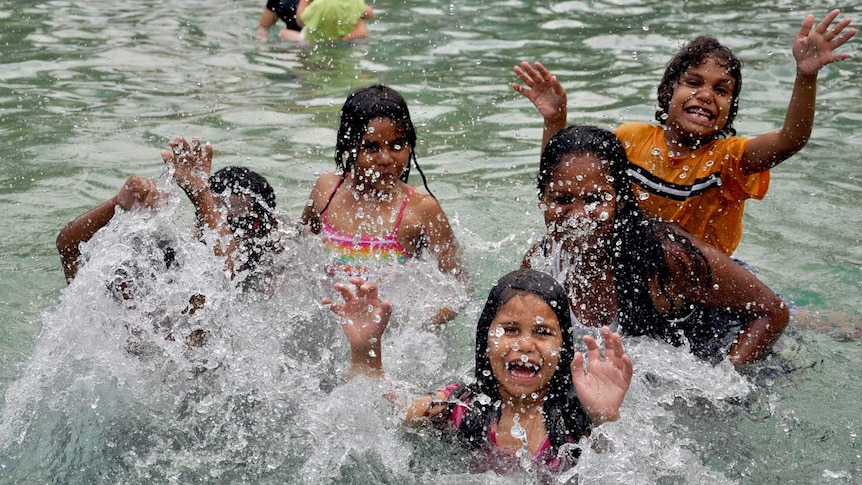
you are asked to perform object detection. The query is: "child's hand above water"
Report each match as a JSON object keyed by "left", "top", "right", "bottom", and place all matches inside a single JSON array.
[
  {"left": 793, "top": 9, "right": 856, "bottom": 77},
  {"left": 325, "top": 277, "right": 393, "bottom": 378},
  {"left": 571, "top": 326, "right": 633, "bottom": 425}
]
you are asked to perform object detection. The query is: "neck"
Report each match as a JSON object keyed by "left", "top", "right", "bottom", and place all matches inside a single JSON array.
[{"left": 663, "top": 126, "right": 712, "bottom": 157}]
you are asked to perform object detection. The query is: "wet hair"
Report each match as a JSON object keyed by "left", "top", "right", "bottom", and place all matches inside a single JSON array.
[
  {"left": 453, "top": 269, "right": 591, "bottom": 460},
  {"left": 209, "top": 166, "right": 278, "bottom": 271},
  {"left": 537, "top": 125, "right": 712, "bottom": 347},
  {"left": 334, "top": 84, "right": 434, "bottom": 197},
  {"left": 655, "top": 36, "right": 743, "bottom": 138}
]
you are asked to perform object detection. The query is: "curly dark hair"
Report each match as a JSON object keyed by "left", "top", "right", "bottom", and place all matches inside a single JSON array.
[{"left": 655, "top": 36, "right": 743, "bottom": 138}]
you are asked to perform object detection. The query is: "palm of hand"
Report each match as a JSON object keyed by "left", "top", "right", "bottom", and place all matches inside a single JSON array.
[
  {"left": 528, "top": 81, "right": 566, "bottom": 120},
  {"left": 793, "top": 11, "right": 855, "bottom": 76},
  {"left": 571, "top": 356, "right": 631, "bottom": 422},
  {"left": 163, "top": 137, "right": 212, "bottom": 193},
  {"left": 571, "top": 329, "right": 633, "bottom": 424},
  {"left": 328, "top": 279, "right": 391, "bottom": 351}
]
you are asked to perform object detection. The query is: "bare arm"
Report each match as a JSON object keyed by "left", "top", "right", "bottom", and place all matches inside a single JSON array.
[
  {"left": 414, "top": 196, "right": 474, "bottom": 324},
  {"left": 680, "top": 236, "right": 790, "bottom": 365},
  {"left": 512, "top": 61, "right": 568, "bottom": 152},
  {"left": 300, "top": 172, "right": 340, "bottom": 234},
  {"left": 256, "top": 8, "right": 278, "bottom": 41},
  {"left": 57, "top": 176, "right": 163, "bottom": 283},
  {"left": 161, "top": 136, "right": 237, "bottom": 274},
  {"left": 743, "top": 10, "right": 856, "bottom": 174}
]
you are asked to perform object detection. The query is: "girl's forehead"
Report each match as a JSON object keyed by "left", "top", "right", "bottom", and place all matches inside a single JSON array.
[{"left": 494, "top": 293, "right": 559, "bottom": 324}]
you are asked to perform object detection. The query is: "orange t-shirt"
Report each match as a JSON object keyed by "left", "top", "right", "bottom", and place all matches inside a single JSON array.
[{"left": 615, "top": 122, "right": 770, "bottom": 255}]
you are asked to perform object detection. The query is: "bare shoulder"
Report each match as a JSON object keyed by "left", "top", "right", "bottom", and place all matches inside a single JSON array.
[{"left": 404, "top": 189, "right": 449, "bottom": 224}]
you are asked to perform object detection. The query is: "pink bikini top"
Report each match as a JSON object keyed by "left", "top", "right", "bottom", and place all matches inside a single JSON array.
[{"left": 320, "top": 177, "right": 413, "bottom": 276}]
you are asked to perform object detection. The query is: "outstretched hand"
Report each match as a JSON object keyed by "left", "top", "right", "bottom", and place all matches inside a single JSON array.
[
  {"left": 512, "top": 61, "right": 568, "bottom": 122},
  {"left": 571, "top": 326, "right": 633, "bottom": 425},
  {"left": 794, "top": 9, "right": 856, "bottom": 76},
  {"left": 324, "top": 277, "right": 393, "bottom": 377},
  {"left": 160, "top": 136, "right": 213, "bottom": 198}
]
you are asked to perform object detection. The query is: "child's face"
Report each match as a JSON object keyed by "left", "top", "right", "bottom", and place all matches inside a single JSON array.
[
  {"left": 354, "top": 117, "right": 411, "bottom": 192},
  {"left": 541, "top": 153, "right": 617, "bottom": 252},
  {"left": 666, "top": 56, "right": 736, "bottom": 143},
  {"left": 487, "top": 293, "right": 563, "bottom": 403}
]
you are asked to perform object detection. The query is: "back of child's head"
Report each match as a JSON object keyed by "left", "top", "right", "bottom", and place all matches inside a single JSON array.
[
  {"left": 210, "top": 166, "right": 276, "bottom": 213},
  {"left": 655, "top": 36, "right": 743, "bottom": 137},
  {"left": 336, "top": 85, "right": 434, "bottom": 196}
]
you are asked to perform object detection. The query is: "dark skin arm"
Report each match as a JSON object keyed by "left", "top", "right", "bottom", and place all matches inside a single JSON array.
[
  {"left": 57, "top": 176, "right": 163, "bottom": 283},
  {"left": 664, "top": 233, "right": 790, "bottom": 365}
]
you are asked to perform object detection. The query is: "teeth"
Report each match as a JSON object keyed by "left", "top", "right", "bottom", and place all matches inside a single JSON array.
[{"left": 506, "top": 361, "right": 539, "bottom": 372}]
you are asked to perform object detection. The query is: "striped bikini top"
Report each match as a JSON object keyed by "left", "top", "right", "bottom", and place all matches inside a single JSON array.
[{"left": 320, "top": 178, "right": 413, "bottom": 276}]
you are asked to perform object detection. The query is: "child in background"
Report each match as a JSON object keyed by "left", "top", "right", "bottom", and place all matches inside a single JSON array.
[
  {"left": 513, "top": 10, "right": 855, "bottom": 255},
  {"left": 301, "top": 85, "right": 467, "bottom": 324},
  {"left": 265, "top": 0, "right": 374, "bottom": 44},
  {"left": 257, "top": 0, "right": 302, "bottom": 42},
  {"left": 325, "top": 270, "right": 632, "bottom": 473},
  {"left": 525, "top": 125, "right": 788, "bottom": 365}
]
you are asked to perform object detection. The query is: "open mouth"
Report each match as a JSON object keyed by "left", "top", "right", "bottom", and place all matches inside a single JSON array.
[
  {"left": 685, "top": 105, "right": 715, "bottom": 124},
  {"left": 506, "top": 360, "right": 541, "bottom": 380}
]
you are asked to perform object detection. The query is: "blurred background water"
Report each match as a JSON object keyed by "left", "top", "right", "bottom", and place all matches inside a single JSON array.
[{"left": 0, "top": 0, "right": 860, "bottom": 483}]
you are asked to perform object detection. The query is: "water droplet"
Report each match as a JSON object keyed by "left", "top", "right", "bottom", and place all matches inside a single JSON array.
[{"left": 642, "top": 23, "right": 650, "bottom": 31}]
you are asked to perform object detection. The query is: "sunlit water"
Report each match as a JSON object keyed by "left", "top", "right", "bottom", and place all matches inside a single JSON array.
[{"left": 1, "top": 0, "right": 860, "bottom": 483}]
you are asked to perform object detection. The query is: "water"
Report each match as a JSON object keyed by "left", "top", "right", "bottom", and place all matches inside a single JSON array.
[{"left": 1, "top": 0, "right": 860, "bottom": 483}]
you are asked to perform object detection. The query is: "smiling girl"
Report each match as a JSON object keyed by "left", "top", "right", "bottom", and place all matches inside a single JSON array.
[
  {"left": 302, "top": 85, "right": 465, "bottom": 285},
  {"left": 514, "top": 10, "right": 856, "bottom": 255},
  {"left": 525, "top": 125, "right": 789, "bottom": 365},
  {"left": 325, "top": 269, "right": 632, "bottom": 472}
]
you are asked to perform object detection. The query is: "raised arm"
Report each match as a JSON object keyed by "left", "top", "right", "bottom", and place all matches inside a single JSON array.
[
  {"left": 57, "top": 176, "right": 163, "bottom": 283},
  {"left": 324, "top": 276, "right": 393, "bottom": 379},
  {"left": 571, "top": 326, "right": 633, "bottom": 426},
  {"left": 743, "top": 10, "right": 856, "bottom": 174},
  {"left": 682, "top": 236, "right": 790, "bottom": 365},
  {"left": 512, "top": 61, "right": 568, "bottom": 151},
  {"left": 161, "top": 136, "right": 237, "bottom": 273}
]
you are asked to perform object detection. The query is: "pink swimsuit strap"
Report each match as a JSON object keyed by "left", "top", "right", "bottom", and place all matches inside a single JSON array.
[{"left": 321, "top": 176, "right": 414, "bottom": 252}]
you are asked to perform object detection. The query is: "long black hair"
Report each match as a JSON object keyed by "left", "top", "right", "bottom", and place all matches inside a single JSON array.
[
  {"left": 334, "top": 84, "right": 434, "bottom": 196},
  {"left": 655, "top": 36, "right": 743, "bottom": 138},
  {"left": 455, "top": 269, "right": 591, "bottom": 458},
  {"left": 537, "top": 125, "right": 712, "bottom": 347}
]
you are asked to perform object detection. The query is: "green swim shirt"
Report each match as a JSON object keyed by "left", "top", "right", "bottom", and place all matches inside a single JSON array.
[{"left": 300, "top": 0, "right": 366, "bottom": 44}]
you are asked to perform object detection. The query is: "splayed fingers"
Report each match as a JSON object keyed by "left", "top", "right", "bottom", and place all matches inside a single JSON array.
[{"left": 571, "top": 326, "right": 633, "bottom": 424}]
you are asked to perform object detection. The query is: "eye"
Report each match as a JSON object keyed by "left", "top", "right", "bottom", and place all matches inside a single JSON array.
[
  {"left": 552, "top": 195, "right": 575, "bottom": 206},
  {"left": 534, "top": 326, "right": 554, "bottom": 336},
  {"left": 585, "top": 194, "right": 604, "bottom": 205},
  {"left": 360, "top": 141, "right": 381, "bottom": 153},
  {"left": 682, "top": 78, "right": 701, "bottom": 88},
  {"left": 391, "top": 139, "right": 409, "bottom": 152}
]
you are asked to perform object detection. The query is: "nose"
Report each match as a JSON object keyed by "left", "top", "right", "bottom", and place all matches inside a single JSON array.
[{"left": 692, "top": 86, "right": 712, "bottom": 104}]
